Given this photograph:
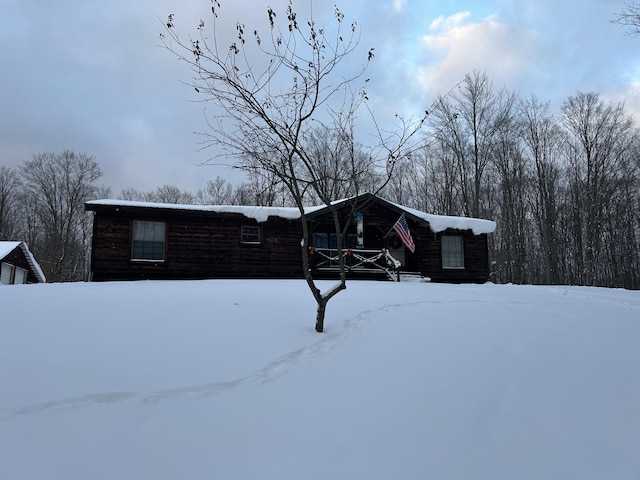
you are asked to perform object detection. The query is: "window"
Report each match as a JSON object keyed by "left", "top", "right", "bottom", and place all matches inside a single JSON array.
[
  {"left": 1, "top": 262, "right": 15, "bottom": 285},
  {"left": 312, "top": 233, "right": 356, "bottom": 249},
  {"left": 132, "top": 221, "right": 166, "bottom": 261},
  {"left": 441, "top": 235, "right": 464, "bottom": 269},
  {"left": 241, "top": 225, "right": 261, "bottom": 244},
  {"left": 0, "top": 263, "right": 25, "bottom": 285},
  {"left": 312, "top": 233, "right": 328, "bottom": 249},
  {"left": 14, "top": 266, "right": 27, "bottom": 284}
]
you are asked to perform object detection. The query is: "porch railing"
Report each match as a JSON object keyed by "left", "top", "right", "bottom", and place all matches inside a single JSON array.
[{"left": 309, "top": 248, "right": 401, "bottom": 281}]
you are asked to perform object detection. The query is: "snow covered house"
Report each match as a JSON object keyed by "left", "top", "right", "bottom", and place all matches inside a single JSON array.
[
  {"left": 0, "top": 241, "right": 46, "bottom": 285},
  {"left": 85, "top": 193, "right": 496, "bottom": 283}
]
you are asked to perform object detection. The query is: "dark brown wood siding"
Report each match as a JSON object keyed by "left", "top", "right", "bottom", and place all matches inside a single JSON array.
[
  {"left": 88, "top": 205, "right": 302, "bottom": 281},
  {"left": 308, "top": 200, "right": 407, "bottom": 250},
  {"left": 87, "top": 196, "right": 492, "bottom": 283},
  {"left": 307, "top": 200, "right": 490, "bottom": 282},
  {"left": 414, "top": 228, "right": 489, "bottom": 283}
]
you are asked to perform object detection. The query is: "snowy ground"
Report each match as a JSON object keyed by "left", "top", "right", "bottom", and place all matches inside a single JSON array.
[{"left": 1, "top": 279, "right": 639, "bottom": 479}]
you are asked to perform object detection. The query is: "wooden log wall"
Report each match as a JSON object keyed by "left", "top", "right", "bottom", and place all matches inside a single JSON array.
[
  {"left": 88, "top": 205, "right": 303, "bottom": 281},
  {"left": 87, "top": 198, "right": 491, "bottom": 283},
  {"left": 414, "top": 227, "right": 489, "bottom": 283}
]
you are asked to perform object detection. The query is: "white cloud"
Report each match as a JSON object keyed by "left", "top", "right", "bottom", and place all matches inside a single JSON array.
[
  {"left": 428, "top": 11, "right": 471, "bottom": 31},
  {"left": 602, "top": 82, "right": 640, "bottom": 122},
  {"left": 416, "top": 12, "right": 546, "bottom": 96},
  {"left": 393, "top": 0, "right": 407, "bottom": 14},
  {"left": 2, "top": 0, "right": 638, "bottom": 193}
]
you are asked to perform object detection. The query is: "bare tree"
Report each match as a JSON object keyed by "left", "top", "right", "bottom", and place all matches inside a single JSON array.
[
  {"left": 491, "top": 104, "right": 528, "bottom": 284},
  {"left": 15, "top": 188, "right": 40, "bottom": 254},
  {"left": 423, "top": 143, "right": 464, "bottom": 215},
  {"left": 382, "top": 155, "right": 416, "bottom": 208},
  {"left": 384, "top": 70, "right": 640, "bottom": 289},
  {"left": 151, "top": 184, "right": 196, "bottom": 204},
  {"left": 238, "top": 161, "right": 290, "bottom": 206},
  {"left": 194, "top": 176, "right": 235, "bottom": 204},
  {"left": 120, "top": 184, "right": 195, "bottom": 204},
  {"left": 20, "top": 151, "right": 102, "bottom": 282},
  {"left": 518, "top": 95, "right": 564, "bottom": 284},
  {"left": 613, "top": 3, "right": 640, "bottom": 34},
  {"left": 119, "top": 187, "right": 145, "bottom": 201},
  {"left": 0, "top": 166, "right": 21, "bottom": 240},
  {"left": 431, "top": 71, "right": 514, "bottom": 218},
  {"left": 302, "top": 120, "right": 381, "bottom": 204},
  {"left": 162, "top": 2, "right": 425, "bottom": 331},
  {"left": 561, "top": 92, "right": 635, "bottom": 285}
]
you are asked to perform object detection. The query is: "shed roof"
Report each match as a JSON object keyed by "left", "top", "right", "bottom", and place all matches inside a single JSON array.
[{"left": 0, "top": 241, "right": 47, "bottom": 283}]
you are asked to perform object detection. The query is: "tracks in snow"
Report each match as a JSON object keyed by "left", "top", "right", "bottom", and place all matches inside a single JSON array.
[
  {"left": 4, "top": 289, "right": 637, "bottom": 421},
  {"left": 0, "top": 301, "right": 405, "bottom": 421}
]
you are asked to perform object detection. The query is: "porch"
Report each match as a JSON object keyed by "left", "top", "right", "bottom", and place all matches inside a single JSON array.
[{"left": 309, "top": 247, "right": 402, "bottom": 281}]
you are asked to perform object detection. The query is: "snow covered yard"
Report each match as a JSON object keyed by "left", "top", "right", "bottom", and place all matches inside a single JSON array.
[{"left": 1, "top": 280, "right": 639, "bottom": 479}]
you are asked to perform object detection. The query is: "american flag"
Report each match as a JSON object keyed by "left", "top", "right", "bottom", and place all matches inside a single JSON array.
[{"left": 392, "top": 213, "right": 415, "bottom": 253}]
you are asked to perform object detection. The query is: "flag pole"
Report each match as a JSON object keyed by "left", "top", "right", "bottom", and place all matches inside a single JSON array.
[{"left": 384, "top": 213, "right": 405, "bottom": 238}]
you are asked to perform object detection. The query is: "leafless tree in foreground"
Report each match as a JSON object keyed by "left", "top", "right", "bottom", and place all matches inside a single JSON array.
[{"left": 161, "top": 1, "right": 426, "bottom": 331}]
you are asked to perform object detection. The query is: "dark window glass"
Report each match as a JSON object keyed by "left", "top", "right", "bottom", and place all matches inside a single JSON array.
[
  {"left": 132, "top": 221, "right": 166, "bottom": 260},
  {"left": 241, "top": 225, "right": 261, "bottom": 244},
  {"left": 442, "top": 235, "right": 464, "bottom": 268}
]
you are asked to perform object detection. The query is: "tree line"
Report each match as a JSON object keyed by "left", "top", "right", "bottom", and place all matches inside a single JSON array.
[
  {"left": 383, "top": 72, "right": 640, "bottom": 289},
  {"left": 1, "top": 73, "right": 638, "bottom": 287}
]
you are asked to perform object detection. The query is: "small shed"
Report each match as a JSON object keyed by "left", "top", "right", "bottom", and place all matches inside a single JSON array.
[
  {"left": 85, "top": 194, "right": 496, "bottom": 283},
  {"left": 0, "top": 241, "right": 47, "bottom": 285}
]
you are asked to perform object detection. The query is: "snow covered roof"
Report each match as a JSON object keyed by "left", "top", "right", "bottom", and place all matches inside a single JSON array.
[
  {"left": 312, "top": 194, "right": 497, "bottom": 235},
  {"left": 392, "top": 203, "right": 496, "bottom": 235},
  {"left": 0, "top": 241, "right": 20, "bottom": 259},
  {"left": 0, "top": 241, "right": 47, "bottom": 283},
  {"left": 86, "top": 194, "right": 496, "bottom": 234},
  {"left": 86, "top": 199, "right": 305, "bottom": 223}
]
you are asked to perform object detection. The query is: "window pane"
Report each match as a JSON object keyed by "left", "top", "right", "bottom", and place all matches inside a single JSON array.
[
  {"left": 132, "top": 221, "right": 166, "bottom": 260},
  {"left": 241, "top": 225, "right": 260, "bottom": 244},
  {"left": 312, "top": 233, "right": 328, "bottom": 248},
  {"left": 1, "top": 263, "right": 13, "bottom": 284},
  {"left": 442, "top": 235, "right": 464, "bottom": 268},
  {"left": 133, "top": 221, "right": 165, "bottom": 241},
  {"left": 14, "top": 267, "right": 27, "bottom": 284}
]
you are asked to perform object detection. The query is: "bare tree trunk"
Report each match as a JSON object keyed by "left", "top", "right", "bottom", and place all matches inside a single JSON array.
[
  {"left": 163, "top": 2, "right": 428, "bottom": 330},
  {"left": 20, "top": 151, "right": 102, "bottom": 282},
  {"left": 0, "top": 167, "right": 21, "bottom": 240}
]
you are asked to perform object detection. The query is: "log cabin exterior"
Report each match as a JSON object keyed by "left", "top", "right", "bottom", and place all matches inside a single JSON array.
[
  {"left": 85, "top": 193, "right": 496, "bottom": 283},
  {"left": 0, "top": 241, "right": 47, "bottom": 285}
]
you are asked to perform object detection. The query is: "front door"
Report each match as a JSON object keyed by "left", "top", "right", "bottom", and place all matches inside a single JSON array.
[{"left": 387, "top": 232, "right": 406, "bottom": 266}]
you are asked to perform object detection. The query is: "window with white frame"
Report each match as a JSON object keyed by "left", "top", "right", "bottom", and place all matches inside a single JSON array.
[
  {"left": 241, "top": 225, "right": 261, "bottom": 244},
  {"left": 441, "top": 235, "right": 464, "bottom": 269},
  {"left": 132, "top": 221, "right": 166, "bottom": 261}
]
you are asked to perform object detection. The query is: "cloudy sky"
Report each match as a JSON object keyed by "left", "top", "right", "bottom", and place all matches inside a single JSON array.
[{"left": 2, "top": 0, "right": 638, "bottom": 194}]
